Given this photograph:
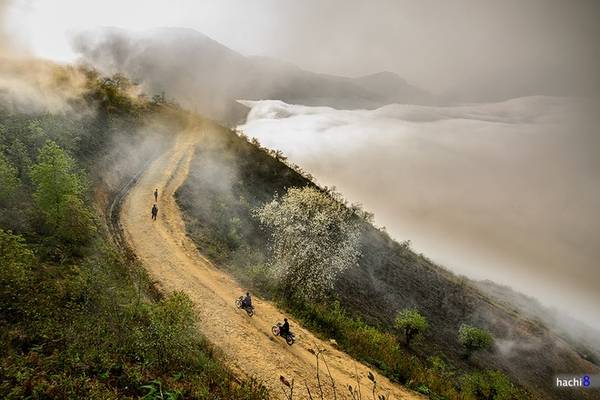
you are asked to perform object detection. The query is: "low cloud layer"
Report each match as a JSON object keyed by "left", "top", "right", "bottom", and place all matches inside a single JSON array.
[{"left": 238, "top": 96, "right": 600, "bottom": 329}]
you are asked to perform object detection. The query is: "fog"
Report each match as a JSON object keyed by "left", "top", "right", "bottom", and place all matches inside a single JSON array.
[
  {"left": 238, "top": 97, "right": 600, "bottom": 329},
  {"left": 0, "top": 0, "right": 174, "bottom": 195},
  {"left": 0, "top": 0, "right": 92, "bottom": 114},
  {"left": 6, "top": 0, "right": 600, "bottom": 101}
]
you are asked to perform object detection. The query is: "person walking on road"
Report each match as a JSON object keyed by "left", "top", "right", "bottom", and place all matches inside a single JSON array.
[
  {"left": 151, "top": 204, "right": 158, "bottom": 221},
  {"left": 154, "top": 188, "right": 158, "bottom": 202}
]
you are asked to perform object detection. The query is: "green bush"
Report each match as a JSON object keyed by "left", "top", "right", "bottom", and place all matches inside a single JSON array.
[
  {"left": 460, "top": 370, "right": 516, "bottom": 400},
  {"left": 458, "top": 324, "right": 494, "bottom": 358},
  {"left": 394, "top": 308, "right": 429, "bottom": 347},
  {"left": 131, "top": 291, "right": 198, "bottom": 370}
]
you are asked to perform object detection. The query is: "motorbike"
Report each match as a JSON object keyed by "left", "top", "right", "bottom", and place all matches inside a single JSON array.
[
  {"left": 272, "top": 322, "right": 295, "bottom": 345},
  {"left": 235, "top": 296, "right": 254, "bottom": 317}
]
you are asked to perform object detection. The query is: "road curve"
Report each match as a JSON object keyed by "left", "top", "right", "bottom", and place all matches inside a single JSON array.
[{"left": 120, "top": 129, "right": 424, "bottom": 400}]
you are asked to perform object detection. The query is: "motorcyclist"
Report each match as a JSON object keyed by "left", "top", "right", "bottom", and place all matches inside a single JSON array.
[
  {"left": 280, "top": 318, "right": 290, "bottom": 337},
  {"left": 241, "top": 292, "right": 252, "bottom": 309}
]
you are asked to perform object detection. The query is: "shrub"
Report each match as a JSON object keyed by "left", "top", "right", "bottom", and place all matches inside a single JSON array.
[
  {"left": 245, "top": 263, "right": 277, "bottom": 295},
  {"left": 394, "top": 308, "right": 429, "bottom": 347},
  {"left": 460, "top": 370, "right": 516, "bottom": 400},
  {"left": 130, "top": 291, "right": 198, "bottom": 370},
  {"left": 458, "top": 324, "right": 493, "bottom": 358}
]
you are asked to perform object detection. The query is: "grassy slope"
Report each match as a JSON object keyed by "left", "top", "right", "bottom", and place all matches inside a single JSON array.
[
  {"left": 176, "top": 121, "right": 599, "bottom": 400},
  {"left": 0, "top": 77, "right": 267, "bottom": 399}
]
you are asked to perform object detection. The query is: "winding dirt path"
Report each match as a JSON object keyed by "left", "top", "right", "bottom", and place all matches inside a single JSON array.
[{"left": 120, "top": 129, "right": 424, "bottom": 400}]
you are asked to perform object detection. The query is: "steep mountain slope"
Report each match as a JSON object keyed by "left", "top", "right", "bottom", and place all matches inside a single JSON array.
[
  {"left": 73, "top": 27, "right": 432, "bottom": 123},
  {"left": 118, "top": 127, "right": 424, "bottom": 400},
  {"left": 175, "top": 121, "right": 599, "bottom": 400}
]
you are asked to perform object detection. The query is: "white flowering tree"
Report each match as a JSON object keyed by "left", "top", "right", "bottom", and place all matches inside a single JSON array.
[{"left": 255, "top": 186, "right": 361, "bottom": 300}]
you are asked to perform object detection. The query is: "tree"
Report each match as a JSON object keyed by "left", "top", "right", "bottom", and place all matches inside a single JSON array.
[
  {"left": 458, "top": 324, "right": 493, "bottom": 359},
  {"left": 394, "top": 308, "right": 429, "bottom": 347},
  {"left": 0, "top": 154, "right": 20, "bottom": 203},
  {"left": 255, "top": 186, "right": 361, "bottom": 300},
  {"left": 30, "top": 141, "right": 94, "bottom": 244},
  {"left": 0, "top": 229, "right": 33, "bottom": 314},
  {"left": 460, "top": 370, "right": 515, "bottom": 400}
]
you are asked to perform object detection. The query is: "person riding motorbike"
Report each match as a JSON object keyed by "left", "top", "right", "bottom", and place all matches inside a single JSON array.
[
  {"left": 280, "top": 318, "right": 290, "bottom": 338},
  {"left": 241, "top": 292, "right": 252, "bottom": 309}
]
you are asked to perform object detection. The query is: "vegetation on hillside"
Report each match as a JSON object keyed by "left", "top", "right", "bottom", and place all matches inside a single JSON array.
[
  {"left": 0, "top": 74, "right": 267, "bottom": 399},
  {"left": 8, "top": 59, "right": 590, "bottom": 400},
  {"left": 175, "top": 126, "right": 538, "bottom": 400},
  {"left": 394, "top": 309, "right": 429, "bottom": 348},
  {"left": 457, "top": 325, "right": 494, "bottom": 360}
]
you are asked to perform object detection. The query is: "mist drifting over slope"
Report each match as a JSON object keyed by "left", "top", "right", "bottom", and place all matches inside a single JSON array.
[
  {"left": 238, "top": 96, "right": 600, "bottom": 329},
  {"left": 70, "top": 27, "right": 431, "bottom": 123}
]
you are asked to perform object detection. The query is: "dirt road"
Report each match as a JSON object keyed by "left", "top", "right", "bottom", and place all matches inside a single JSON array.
[{"left": 120, "top": 129, "right": 423, "bottom": 400}]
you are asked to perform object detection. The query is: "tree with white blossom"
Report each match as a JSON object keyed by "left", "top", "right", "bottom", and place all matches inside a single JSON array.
[{"left": 255, "top": 186, "right": 361, "bottom": 300}]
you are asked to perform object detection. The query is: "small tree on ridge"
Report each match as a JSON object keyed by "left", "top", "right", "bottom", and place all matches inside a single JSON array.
[
  {"left": 394, "top": 308, "right": 429, "bottom": 348},
  {"left": 458, "top": 324, "right": 493, "bottom": 359}
]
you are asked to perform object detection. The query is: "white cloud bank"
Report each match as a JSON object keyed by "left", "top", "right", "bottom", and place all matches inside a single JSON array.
[{"left": 238, "top": 96, "right": 600, "bottom": 329}]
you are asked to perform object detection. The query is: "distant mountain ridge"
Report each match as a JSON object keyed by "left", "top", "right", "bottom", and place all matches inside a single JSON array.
[{"left": 72, "top": 27, "right": 432, "bottom": 123}]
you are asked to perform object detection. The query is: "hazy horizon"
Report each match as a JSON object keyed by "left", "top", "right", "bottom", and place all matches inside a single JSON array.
[
  {"left": 239, "top": 97, "right": 600, "bottom": 330},
  {"left": 5, "top": 0, "right": 600, "bottom": 101}
]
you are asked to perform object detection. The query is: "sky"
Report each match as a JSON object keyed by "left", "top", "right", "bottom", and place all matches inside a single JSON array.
[{"left": 5, "top": 0, "right": 600, "bottom": 99}]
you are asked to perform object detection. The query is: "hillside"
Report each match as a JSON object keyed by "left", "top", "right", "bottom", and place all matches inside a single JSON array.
[
  {"left": 72, "top": 27, "right": 432, "bottom": 123},
  {"left": 115, "top": 127, "right": 424, "bottom": 399},
  {"left": 175, "top": 121, "right": 599, "bottom": 400},
  {"left": 2, "top": 44, "right": 595, "bottom": 400},
  {"left": 0, "top": 67, "right": 268, "bottom": 398}
]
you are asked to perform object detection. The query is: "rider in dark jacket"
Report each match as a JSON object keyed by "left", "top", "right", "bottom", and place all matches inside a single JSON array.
[
  {"left": 242, "top": 292, "right": 252, "bottom": 308},
  {"left": 280, "top": 318, "right": 290, "bottom": 337}
]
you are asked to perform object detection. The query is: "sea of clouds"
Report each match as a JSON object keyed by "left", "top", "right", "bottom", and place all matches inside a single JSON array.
[{"left": 238, "top": 96, "right": 600, "bottom": 328}]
